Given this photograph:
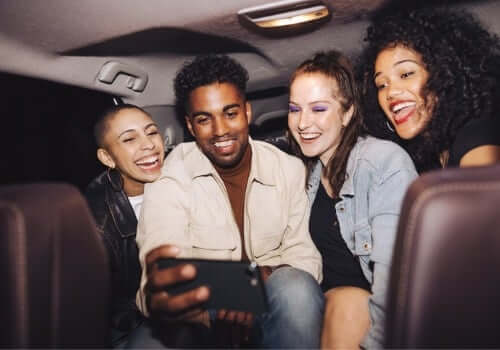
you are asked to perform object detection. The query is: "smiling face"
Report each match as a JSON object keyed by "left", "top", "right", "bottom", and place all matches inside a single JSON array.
[
  {"left": 374, "top": 45, "right": 434, "bottom": 140},
  {"left": 97, "top": 108, "right": 165, "bottom": 196},
  {"left": 288, "top": 72, "right": 353, "bottom": 166},
  {"left": 185, "top": 82, "right": 251, "bottom": 169}
]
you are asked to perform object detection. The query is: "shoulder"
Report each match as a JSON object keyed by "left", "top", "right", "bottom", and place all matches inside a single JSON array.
[
  {"left": 85, "top": 172, "right": 107, "bottom": 211},
  {"left": 450, "top": 118, "right": 500, "bottom": 166},
  {"left": 85, "top": 171, "right": 106, "bottom": 194},
  {"left": 351, "top": 136, "right": 416, "bottom": 176},
  {"left": 252, "top": 140, "right": 305, "bottom": 177},
  {"left": 157, "top": 142, "right": 199, "bottom": 183},
  {"left": 252, "top": 139, "right": 303, "bottom": 168},
  {"left": 83, "top": 172, "right": 110, "bottom": 228}
]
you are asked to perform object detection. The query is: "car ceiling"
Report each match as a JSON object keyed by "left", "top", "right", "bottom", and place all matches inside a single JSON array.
[{"left": 1, "top": 0, "right": 500, "bottom": 107}]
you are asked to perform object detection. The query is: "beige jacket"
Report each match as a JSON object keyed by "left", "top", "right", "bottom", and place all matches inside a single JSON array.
[{"left": 136, "top": 138, "right": 322, "bottom": 315}]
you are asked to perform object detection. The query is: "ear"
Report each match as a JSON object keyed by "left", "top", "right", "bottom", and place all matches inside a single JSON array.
[
  {"left": 97, "top": 148, "right": 116, "bottom": 168},
  {"left": 342, "top": 105, "right": 354, "bottom": 127},
  {"left": 185, "top": 115, "right": 195, "bottom": 137},
  {"left": 245, "top": 101, "right": 252, "bottom": 125}
]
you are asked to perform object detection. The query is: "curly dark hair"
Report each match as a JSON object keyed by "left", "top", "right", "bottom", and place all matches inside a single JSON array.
[
  {"left": 174, "top": 54, "right": 249, "bottom": 117},
  {"left": 357, "top": 7, "right": 500, "bottom": 172},
  {"left": 288, "top": 50, "right": 366, "bottom": 195}
]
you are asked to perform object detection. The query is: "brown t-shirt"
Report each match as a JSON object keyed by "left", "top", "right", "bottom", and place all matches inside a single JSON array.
[{"left": 214, "top": 145, "right": 252, "bottom": 261}]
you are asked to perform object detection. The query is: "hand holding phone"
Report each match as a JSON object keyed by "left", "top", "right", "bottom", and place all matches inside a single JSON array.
[
  {"left": 145, "top": 245, "right": 210, "bottom": 323},
  {"left": 157, "top": 258, "right": 269, "bottom": 315}
]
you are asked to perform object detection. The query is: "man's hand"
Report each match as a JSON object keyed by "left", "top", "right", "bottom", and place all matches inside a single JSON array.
[
  {"left": 216, "top": 309, "right": 254, "bottom": 327},
  {"left": 215, "top": 309, "right": 254, "bottom": 347},
  {"left": 145, "top": 245, "right": 210, "bottom": 324}
]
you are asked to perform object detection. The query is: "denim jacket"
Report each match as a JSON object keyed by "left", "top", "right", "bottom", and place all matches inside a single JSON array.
[{"left": 307, "top": 136, "right": 417, "bottom": 349}]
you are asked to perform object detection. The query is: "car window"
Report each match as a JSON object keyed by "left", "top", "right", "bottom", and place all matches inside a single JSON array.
[{"left": 0, "top": 72, "right": 115, "bottom": 190}]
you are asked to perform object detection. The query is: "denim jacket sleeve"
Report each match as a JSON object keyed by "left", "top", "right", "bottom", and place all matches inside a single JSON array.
[{"left": 362, "top": 143, "right": 417, "bottom": 349}]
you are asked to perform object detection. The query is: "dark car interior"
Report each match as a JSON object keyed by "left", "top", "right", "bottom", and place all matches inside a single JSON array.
[{"left": 1, "top": 0, "right": 500, "bottom": 347}]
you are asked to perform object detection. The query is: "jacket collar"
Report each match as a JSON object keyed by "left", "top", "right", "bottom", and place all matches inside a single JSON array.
[
  {"left": 104, "top": 170, "right": 138, "bottom": 238},
  {"left": 186, "top": 137, "right": 275, "bottom": 186}
]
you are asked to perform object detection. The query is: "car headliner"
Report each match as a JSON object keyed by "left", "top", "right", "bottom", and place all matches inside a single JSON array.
[{"left": 1, "top": 0, "right": 499, "bottom": 106}]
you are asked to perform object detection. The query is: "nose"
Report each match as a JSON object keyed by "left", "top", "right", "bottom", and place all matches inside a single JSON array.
[
  {"left": 387, "top": 82, "right": 403, "bottom": 101},
  {"left": 213, "top": 116, "right": 229, "bottom": 136},
  {"left": 297, "top": 110, "right": 312, "bottom": 131},
  {"left": 140, "top": 135, "right": 155, "bottom": 150}
]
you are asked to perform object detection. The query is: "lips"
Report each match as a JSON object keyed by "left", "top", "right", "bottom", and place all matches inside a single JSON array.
[
  {"left": 298, "top": 132, "right": 321, "bottom": 143},
  {"left": 213, "top": 138, "right": 236, "bottom": 155},
  {"left": 135, "top": 154, "right": 161, "bottom": 171},
  {"left": 389, "top": 100, "right": 416, "bottom": 125}
]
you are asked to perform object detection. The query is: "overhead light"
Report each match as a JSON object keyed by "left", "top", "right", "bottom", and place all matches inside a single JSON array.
[{"left": 238, "top": 0, "right": 331, "bottom": 37}]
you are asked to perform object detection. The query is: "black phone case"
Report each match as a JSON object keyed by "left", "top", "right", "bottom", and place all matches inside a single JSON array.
[{"left": 157, "top": 258, "right": 269, "bottom": 314}]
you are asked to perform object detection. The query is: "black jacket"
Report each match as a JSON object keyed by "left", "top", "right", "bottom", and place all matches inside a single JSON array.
[{"left": 85, "top": 169, "right": 144, "bottom": 345}]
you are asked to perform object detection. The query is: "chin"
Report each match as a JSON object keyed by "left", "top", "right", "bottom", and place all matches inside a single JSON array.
[
  {"left": 395, "top": 127, "right": 421, "bottom": 140},
  {"left": 397, "top": 133, "right": 417, "bottom": 140},
  {"left": 300, "top": 146, "right": 320, "bottom": 158},
  {"left": 140, "top": 173, "right": 161, "bottom": 184}
]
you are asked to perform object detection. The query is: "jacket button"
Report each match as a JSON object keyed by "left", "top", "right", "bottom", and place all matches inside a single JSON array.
[
  {"left": 339, "top": 206, "right": 344, "bottom": 211},
  {"left": 363, "top": 242, "right": 371, "bottom": 250}
]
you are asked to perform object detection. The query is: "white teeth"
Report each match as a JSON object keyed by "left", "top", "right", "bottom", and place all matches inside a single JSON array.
[
  {"left": 136, "top": 155, "right": 158, "bottom": 165},
  {"left": 215, "top": 140, "right": 234, "bottom": 147},
  {"left": 300, "top": 133, "right": 320, "bottom": 140},
  {"left": 391, "top": 101, "right": 416, "bottom": 113}
]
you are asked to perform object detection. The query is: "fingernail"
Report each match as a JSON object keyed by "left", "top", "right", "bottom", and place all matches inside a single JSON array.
[
  {"left": 197, "top": 286, "right": 209, "bottom": 300},
  {"left": 182, "top": 264, "right": 196, "bottom": 277}
]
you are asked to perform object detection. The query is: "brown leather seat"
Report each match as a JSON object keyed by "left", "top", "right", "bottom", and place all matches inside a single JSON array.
[
  {"left": 0, "top": 183, "right": 110, "bottom": 348},
  {"left": 386, "top": 165, "right": 500, "bottom": 348}
]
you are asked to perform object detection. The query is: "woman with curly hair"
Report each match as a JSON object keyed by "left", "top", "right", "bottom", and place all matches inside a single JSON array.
[
  {"left": 288, "top": 50, "right": 417, "bottom": 348},
  {"left": 359, "top": 7, "right": 500, "bottom": 172}
]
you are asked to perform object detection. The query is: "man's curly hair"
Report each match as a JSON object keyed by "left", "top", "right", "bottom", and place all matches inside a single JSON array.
[
  {"left": 357, "top": 7, "right": 500, "bottom": 172},
  {"left": 174, "top": 54, "right": 249, "bottom": 117}
]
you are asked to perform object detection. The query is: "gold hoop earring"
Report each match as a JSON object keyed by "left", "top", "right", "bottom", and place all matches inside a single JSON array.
[
  {"left": 386, "top": 120, "right": 395, "bottom": 132},
  {"left": 106, "top": 167, "right": 124, "bottom": 192}
]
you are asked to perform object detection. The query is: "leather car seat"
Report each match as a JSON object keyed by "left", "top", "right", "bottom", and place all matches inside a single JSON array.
[
  {"left": 386, "top": 165, "right": 500, "bottom": 348},
  {"left": 0, "top": 183, "right": 110, "bottom": 348}
]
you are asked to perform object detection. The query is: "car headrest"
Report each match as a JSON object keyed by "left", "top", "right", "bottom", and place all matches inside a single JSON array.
[
  {"left": 0, "top": 183, "right": 110, "bottom": 348},
  {"left": 387, "top": 164, "right": 500, "bottom": 348}
]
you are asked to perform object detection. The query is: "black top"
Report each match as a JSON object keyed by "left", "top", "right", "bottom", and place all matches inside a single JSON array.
[
  {"left": 449, "top": 118, "right": 500, "bottom": 166},
  {"left": 310, "top": 183, "right": 370, "bottom": 293}
]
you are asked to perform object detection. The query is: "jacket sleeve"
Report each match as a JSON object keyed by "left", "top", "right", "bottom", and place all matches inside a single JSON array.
[
  {"left": 135, "top": 175, "right": 191, "bottom": 317},
  {"left": 278, "top": 159, "right": 323, "bottom": 282},
  {"left": 362, "top": 158, "right": 417, "bottom": 349}
]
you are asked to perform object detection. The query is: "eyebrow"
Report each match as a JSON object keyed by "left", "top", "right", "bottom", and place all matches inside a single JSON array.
[
  {"left": 144, "top": 122, "right": 158, "bottom": 130},
  {"left": 373, "top": 59, "right": 421, "bottom": 79},
  {"left": 118, "top": 122, "right": 157, "bottom": 138},
  {"left": 191, "top": 103, "right": 241, "bottom": 118},
  {"left": 223, "top": 103, "right": 241, "bottom": 112}
]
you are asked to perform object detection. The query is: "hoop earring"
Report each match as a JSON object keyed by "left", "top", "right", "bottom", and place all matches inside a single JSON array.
[
  {"left": 106, "top": 167, "right": 124, "bottom": 192},
  {"left": 386, "top": 120, "right": 395, "bottom": 133}
]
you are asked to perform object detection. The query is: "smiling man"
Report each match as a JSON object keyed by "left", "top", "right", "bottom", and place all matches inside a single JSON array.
[{"left": 133, "top": 54, "right": 324, "bottom": 348}]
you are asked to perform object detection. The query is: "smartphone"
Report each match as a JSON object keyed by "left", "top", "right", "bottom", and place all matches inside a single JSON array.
[{"left": 157, "top": 258, "right": 269, "bottom": 314}]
